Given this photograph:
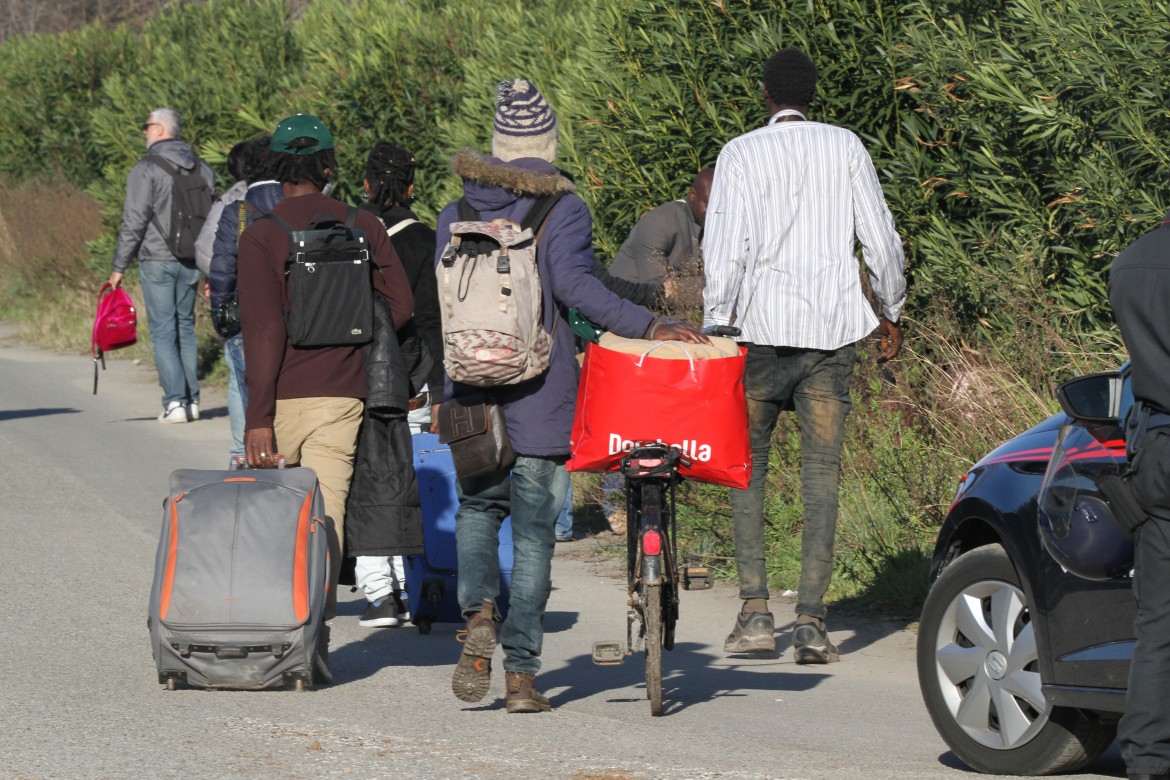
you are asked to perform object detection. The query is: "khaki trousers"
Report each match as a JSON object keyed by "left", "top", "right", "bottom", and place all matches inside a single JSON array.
[{"left": 274, "top": 396, "right": 364, "bottom": 620}]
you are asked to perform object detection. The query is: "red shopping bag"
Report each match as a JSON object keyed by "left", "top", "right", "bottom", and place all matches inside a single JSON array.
[
  {"left": 567, "top": 339, "right": 751, "bottom": 489},
  {"left": 91, "top": 282, "right": 138, "bottom": 394}
]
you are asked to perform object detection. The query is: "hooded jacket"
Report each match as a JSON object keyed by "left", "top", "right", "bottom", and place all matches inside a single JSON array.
[
  {"left": 435, "top": 152, "right": 655, "bottom": 457},
  {"left": 209, "top": 180, "right": 283, "bottom": 318},
  {"left": 195, "top": 179, "right": 248, "bottom": 275},
  {"left": 112, "top": 138, "right": 215, "bottom": 273}
]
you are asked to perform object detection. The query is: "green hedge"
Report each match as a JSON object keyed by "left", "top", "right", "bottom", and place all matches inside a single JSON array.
[{"left": 1, "top": 0, "right": 1165, "bottom": 335}]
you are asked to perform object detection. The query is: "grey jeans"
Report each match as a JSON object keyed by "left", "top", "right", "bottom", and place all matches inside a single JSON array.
[{"left": 730, "top": 342, "right": 856, "bottom": 619}]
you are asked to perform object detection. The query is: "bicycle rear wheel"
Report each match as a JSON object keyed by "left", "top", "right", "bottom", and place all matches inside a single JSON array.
[{"left": 644, "top": 582, "right": 664, "bottom": 716}]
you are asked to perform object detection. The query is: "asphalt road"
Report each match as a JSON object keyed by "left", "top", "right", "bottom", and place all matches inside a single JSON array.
[{"left": 0, "top": 324, "right": 1126, "bottom": 780}]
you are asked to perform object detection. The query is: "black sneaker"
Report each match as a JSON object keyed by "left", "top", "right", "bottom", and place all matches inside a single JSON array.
[
  {"left": 359, "top": 598, "right": 400, "bottom": 628},
  {"left": 792, "top": 618, "right": 839, "bottom": 664},
  {"left": 393, "top": 592, "right": 410, "bottom": 622},
  {"left": 724, "top": 611, "right": 776, "bottom": 654}
]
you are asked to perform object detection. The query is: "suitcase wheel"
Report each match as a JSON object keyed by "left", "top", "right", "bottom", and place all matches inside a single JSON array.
[
  {"left": 416, "top": 617, "right": 433, "bottom": 635},
  {"left": 421, "top": 578, "right": 444, "bottom": 607},
  {"left": 165, "top": 678, "right": 177, "bottom": 691},
  {"left": 283, "top": 671, "right": 311, "bottom": 692}
]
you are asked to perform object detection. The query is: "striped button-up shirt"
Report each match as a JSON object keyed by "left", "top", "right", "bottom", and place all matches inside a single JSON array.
[{"left": 702, "top": 114, "right": 906, "bottom": 350}]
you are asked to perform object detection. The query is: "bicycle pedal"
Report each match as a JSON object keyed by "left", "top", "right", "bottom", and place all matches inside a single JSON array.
[
  {"left": 683, "top": 565, "right": 713, "bottom": 590},
  {"left": 591, "top": 640, "right": 626, "bottom": 665}
]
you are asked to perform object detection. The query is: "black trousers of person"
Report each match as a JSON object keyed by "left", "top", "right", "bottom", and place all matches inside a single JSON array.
[{"left": 1121, "top": 514, "right": 1170, "bottom": 776}]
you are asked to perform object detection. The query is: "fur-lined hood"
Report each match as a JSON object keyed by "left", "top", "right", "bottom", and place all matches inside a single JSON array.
[{"left": 451, "top": 150, "right": 576, "bottom": 197}]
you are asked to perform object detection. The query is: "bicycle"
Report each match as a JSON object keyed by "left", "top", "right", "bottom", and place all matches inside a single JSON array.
[
  {"left": 590, "top": 324, "right": 737, "bottom": 716},
  {"left": 591, "top": 443, "right": 711, "bottom": 715}
]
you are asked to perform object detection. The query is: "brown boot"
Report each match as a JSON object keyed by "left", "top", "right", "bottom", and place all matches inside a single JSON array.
[
  {"left": 451, "top": 599, "right": 496, "bottom": 702},
  {"left": 505, "top": 671, "right": 551, "bottom": 713}
]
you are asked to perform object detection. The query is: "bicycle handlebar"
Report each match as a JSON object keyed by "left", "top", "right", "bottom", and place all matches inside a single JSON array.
[{"left": 702, "top": 324, "right": 741, "bottom": 338}]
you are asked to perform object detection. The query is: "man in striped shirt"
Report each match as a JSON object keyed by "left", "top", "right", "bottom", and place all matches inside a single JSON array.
[{"left": 703, "top": 49, "right": 906, "bottom": 663}]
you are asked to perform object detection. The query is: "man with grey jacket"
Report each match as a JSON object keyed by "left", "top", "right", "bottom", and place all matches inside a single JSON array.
[
  {"left": 599, "top": 168, "right": 714, "bottom": 312},
  {"left": 107, "top": 107, "right": 214, "bottom": 424}
]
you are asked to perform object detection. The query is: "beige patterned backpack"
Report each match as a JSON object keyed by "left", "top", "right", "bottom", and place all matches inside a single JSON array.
[{"left": 436, "top": 195, "right": 563, "bottom": 386}]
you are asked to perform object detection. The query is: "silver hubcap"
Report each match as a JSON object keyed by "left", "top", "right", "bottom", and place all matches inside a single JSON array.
[
  {"left": 985, "top": 650, "right": 1008, "bottom": 680},
  {"left": 933, "top": 579, "right": 1049, "bottom": 749}
]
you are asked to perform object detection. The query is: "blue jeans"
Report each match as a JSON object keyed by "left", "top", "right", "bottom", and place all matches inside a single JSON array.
[
  {"left": 555, "top": 482, "right": 574, "bottom": 540},
  {"left": 224, "top": 334, "right": 247, "bottom": 457},
  {"left": 138, "top": 260, "right": 201, "bottom": 408},
  {"left": 730, "top": 342, "right": 856, "bottom": 619},
  {"left": 455, "top": 455, "right": 569, "bottom": 675}
]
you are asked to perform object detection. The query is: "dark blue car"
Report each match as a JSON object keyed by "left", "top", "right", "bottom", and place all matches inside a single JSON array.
[{"left": 917, "top": 368, "right": 1136, "bottom": 774}]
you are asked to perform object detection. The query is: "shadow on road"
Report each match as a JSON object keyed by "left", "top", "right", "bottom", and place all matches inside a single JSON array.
[
  {"left": 119, "top": 404, "right": 230, "bottom": 423},
  {"left": 538, "top": 641, "right": 830, "bottom": 715},
  {"left": 329, "top": 624, "right": 461, "bottom": 685},
  {"left": 327, "top": 608, "right": 582, "bottom": 686},
  {"left": 0, "top": 407, "right": 79, "bottom": 421}
]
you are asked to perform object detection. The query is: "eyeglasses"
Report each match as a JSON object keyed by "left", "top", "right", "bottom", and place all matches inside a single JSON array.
[{"left": 142, "top": 122, "right": 160, "bottom": 132}]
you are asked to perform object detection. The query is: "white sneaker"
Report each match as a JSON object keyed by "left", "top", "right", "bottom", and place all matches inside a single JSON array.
[
  {"left": 158, "top": 402, "right": 188, "bottom": 424},
  {"left": 188, "top": 402, "right": 200, "bottom": 421}
]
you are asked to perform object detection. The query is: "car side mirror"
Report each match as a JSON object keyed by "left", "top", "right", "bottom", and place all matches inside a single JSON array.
[{"left": 1055, "top": 372, "right": 1123, "bottom": 424}]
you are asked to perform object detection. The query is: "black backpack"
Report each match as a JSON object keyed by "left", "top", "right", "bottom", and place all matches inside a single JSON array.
[
  {"left": 145, "top": 155, "right": 214, "bottom": 263},
  {"left": 264, "top": 207, "right": 374, "bottom": 348}
]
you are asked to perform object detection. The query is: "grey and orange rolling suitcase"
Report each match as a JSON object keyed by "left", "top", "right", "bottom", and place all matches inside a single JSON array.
[{"left": 148, "top": 467, "right": 330, "bottom": 690}]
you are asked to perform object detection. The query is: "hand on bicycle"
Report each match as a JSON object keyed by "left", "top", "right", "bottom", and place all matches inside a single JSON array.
[{"left": 645, "top": 320, "right": 710, "bottom": 345}]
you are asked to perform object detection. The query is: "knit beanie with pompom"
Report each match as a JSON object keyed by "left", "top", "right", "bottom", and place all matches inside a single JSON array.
[{"left": 491, "top": 78, "right": 558, "bottom": 163}]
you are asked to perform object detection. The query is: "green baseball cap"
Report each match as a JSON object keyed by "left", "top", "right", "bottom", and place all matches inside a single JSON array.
[{"left": 270, "top": 114, "right": 334, "bottom": 155}]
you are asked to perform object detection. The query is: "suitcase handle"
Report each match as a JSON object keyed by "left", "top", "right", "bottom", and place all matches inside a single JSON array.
[
  {"left": 229, "top": 454, "right": 287, "bottom": 470},
  {"left": 171, "top": 641, "right": 292, "bottom": 659}
]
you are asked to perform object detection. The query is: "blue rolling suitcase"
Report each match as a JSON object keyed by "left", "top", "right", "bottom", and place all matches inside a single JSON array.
[{"left": 407, "top": 432, "right": 513, "bottom": 633}]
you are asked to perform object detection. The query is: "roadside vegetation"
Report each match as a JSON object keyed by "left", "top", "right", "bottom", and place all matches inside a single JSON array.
[{"left": 0, "top": 0, "right": 1155, "bottom": 614}]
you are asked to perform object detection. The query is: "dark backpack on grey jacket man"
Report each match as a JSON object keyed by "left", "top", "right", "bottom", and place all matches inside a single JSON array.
[{"left": 145, "top": 154, "right": 215, "bottom": 263}]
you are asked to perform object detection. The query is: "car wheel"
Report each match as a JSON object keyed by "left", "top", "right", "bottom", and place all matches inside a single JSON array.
[{"left": 917, "top": 544, "right": 1115, "bottom": 775}]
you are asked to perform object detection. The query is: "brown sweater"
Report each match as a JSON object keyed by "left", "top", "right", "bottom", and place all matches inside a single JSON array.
[{"left": 238, "top": 192, "right": 414, "bottom": 430}]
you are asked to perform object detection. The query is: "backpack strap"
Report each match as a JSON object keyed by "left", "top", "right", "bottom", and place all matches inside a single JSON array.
[
  {"left": 143, "top": 155, "right": 186, "bottom": 247},
  {"left": 385, "top": 218, "right": 418, "bottom": 238},
  {"left": 457, "top": 198, "right": 480, "bottom": 221},
  {"left": 254, "top": 212, "right": 298, "bottom": 285},
  {"left": 234, "top": 200, "right": 263, "bottom": 237},
  {"left": 144, "top": 154, "right": 180, "bottom": 177},
  {"left": 258, "top": 211, "right": 296, "bottom": 236},
  {"left": 521, "top": 194, "right": 565, "bottom": 235},
  {"left": 522, "top": 195, "right": 567, "bottom": 350}
]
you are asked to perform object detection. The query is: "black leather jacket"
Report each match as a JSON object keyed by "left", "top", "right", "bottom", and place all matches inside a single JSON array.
[{"left": 345, "top": 295, "right": 424, "bottom": 557}]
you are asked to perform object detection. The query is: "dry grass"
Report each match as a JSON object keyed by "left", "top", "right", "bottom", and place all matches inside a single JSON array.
[
  {"left": 0, "top": 175, "right": 100, "bottom": 287},
  {"left": 0, "top": 175, "right": 223, "bottom": 378}
]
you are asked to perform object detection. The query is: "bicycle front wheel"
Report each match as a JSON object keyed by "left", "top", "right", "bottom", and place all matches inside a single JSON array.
[{"left": 644, "top": 582, "right": 664, "bottom": 716}]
